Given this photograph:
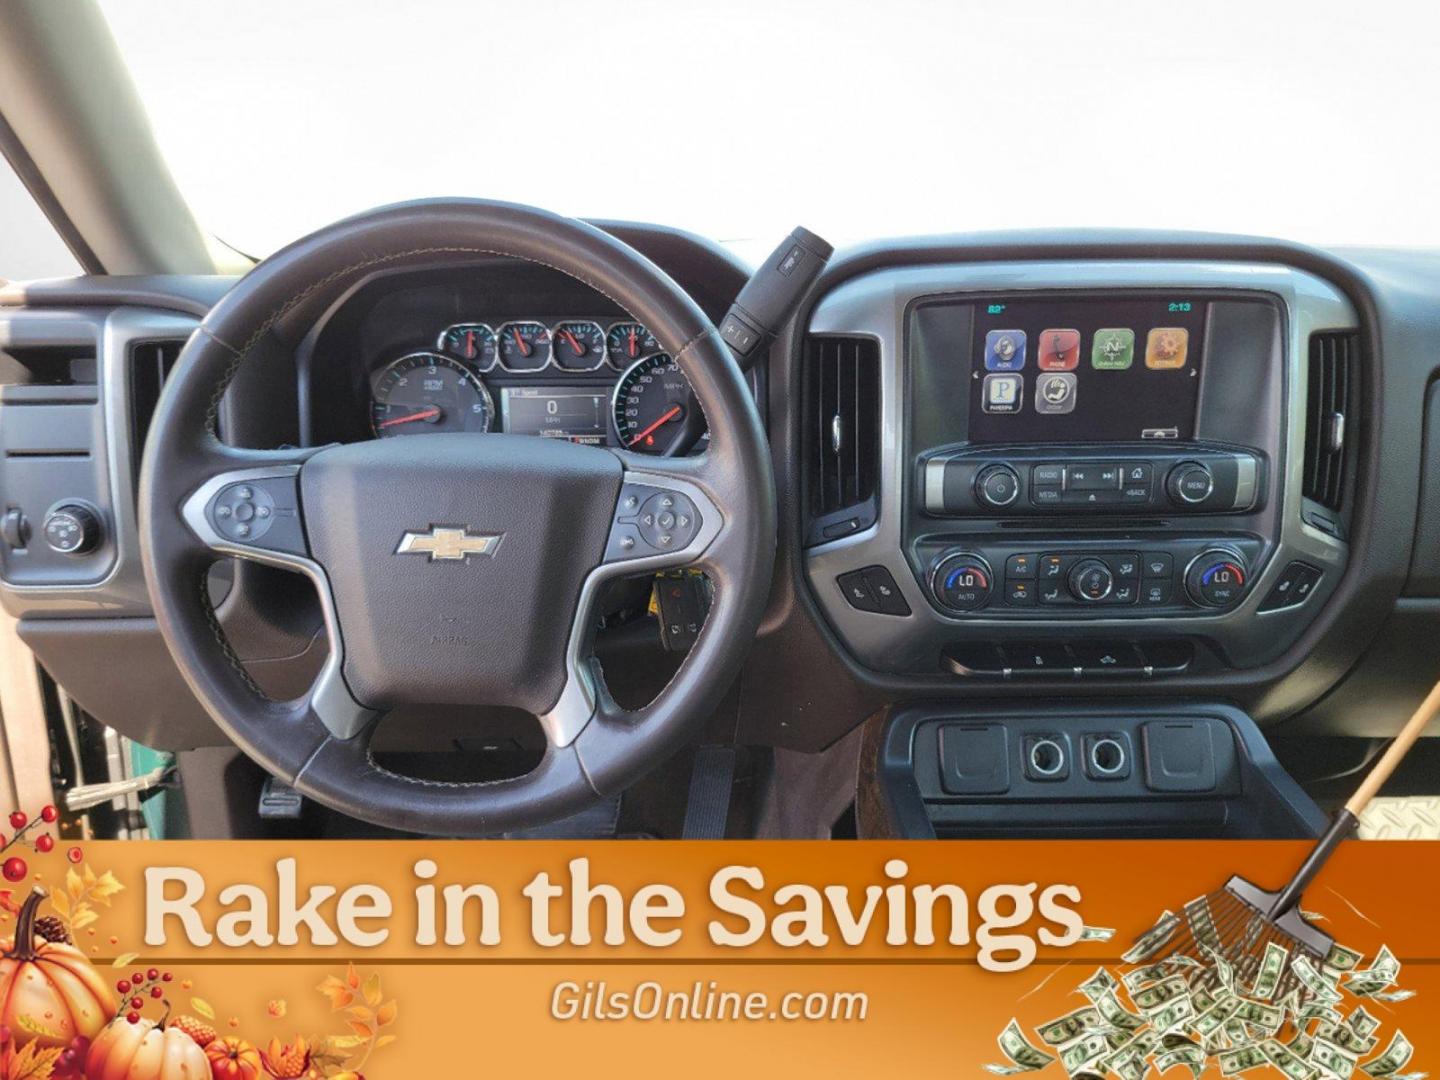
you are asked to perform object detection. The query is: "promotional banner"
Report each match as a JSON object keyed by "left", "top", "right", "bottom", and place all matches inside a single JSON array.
[{"left": 0, "top": 832, "right": 1431, "bottom": 1078}]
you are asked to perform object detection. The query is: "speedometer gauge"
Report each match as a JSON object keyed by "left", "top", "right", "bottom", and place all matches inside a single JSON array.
[
  {"left": 371, "top": 352, "right": 493, "bottom": 438},
  {"left": 611, "top": 353, "right": 694, "bottom": 454}
]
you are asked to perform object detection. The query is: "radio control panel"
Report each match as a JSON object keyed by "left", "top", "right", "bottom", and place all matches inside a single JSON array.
[{"left": 922, "top": 445, "right": 1261, "bottom": 517}]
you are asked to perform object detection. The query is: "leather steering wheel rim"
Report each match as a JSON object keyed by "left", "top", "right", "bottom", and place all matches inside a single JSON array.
[{"left": 139, "top": 199, "right": 775, "bottom": 836}]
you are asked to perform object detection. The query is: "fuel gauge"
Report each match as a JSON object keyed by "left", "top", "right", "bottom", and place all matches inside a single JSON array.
[{"left": 496, "top": 321, "right": 552, "bottom": 371}]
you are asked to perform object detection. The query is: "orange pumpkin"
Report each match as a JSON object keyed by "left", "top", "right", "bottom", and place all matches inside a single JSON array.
[
  {"left": 205, "top": 1036, "right": 263, "bottom": 1080},
  {"left": 86, "top": 1015, "right": 210, "bottom": 1080},
  {"left": 0, "top": 888, "right": 115, "bottom": 1048}
]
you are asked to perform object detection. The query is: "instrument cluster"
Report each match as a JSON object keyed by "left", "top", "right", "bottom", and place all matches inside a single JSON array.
[{"left": 368, "top": 318, "right": 700, "bottom": 455}]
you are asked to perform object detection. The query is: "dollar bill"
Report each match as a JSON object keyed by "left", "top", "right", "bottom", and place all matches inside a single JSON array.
[
  {"left": 1361, "top": 1032, "right": 1414, "bottom": 1078},
  {"left": 1319, "top": 1022, "right": 1379, "bottom": 1058},
  {"left": 1251, "top": 941, "right": 1290, "bottom": 1001},
  {"left": 989, "top": 1019, "right": 1058, "bottom": 1075},
  {"left": 1203, "top": 944, "right": 1237, "bottom": 992},
  {"left": 1080, "top": 925, "right": 1116, "bottom": 942},
  {"left": 1231, "top": 998, "right": 1284, "bottom": 1034},
  {"left": 1349, "top": 1007, "right": 1382, "bottom": 1039},
  {"left": 1313, "top": 1037, "right": 1360, "bottom": 1080},
  {"left": 1095, "top": 990, "right": 1147, "bottom": 1034},
  {"left": 1288, "top": 1031, "right": 1315, "bottom": 1058},
  {"left": 1293, "top": 955, "right": 1344, "bottom": 1005},
  {"left": 1123, "top": 963, "right": 1171, "bottom": 992},
  {"left": 1193, "top": 998, "right": 1242, "bottom": 1039},
  {"left": 1037, "top": 1007, "right": 1105, "bottom": 1047},
  {"left": 1123, "top": 912, "right": 1181, "bottom": 965},
  {"left": 1132, "top": 975, "right": 1189, "bottom": 1013},
  {"left": 1263, "top": 1038, "right": 1320, "bottom": 1080},
  {"left": 1060, "top": 1033, "right": 1112, "bottom": 1075},
  {"left": 1366, "top": 989, "right": 1415, "bottom": 1003},
  {"left": 1156, "top": 1045, "right": 1206, "bottom": 1079},
  {"left": 1149, "top": 995, "right": 1196, "bottom": 1034},
  {"left": 1220, "top": 1045, "right": 1269, "bottom": 1076},
  {"left": 1078, "top": 967, "right": 1119, "bottom": 1003},
  {"left": 1345, "top": 946, "right": 1400, "bottom": 996},
  {"left": 1325, "top": 943, "right": 1365, "bottom": 972}
]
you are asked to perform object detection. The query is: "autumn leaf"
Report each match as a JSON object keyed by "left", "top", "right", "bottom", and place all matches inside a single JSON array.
[
  {"left": 6, "top": 1040, "right": 64, "bottom": 1080},
  {"left": 345, "top": 1006, "right": 373, "bottom": 1025},
  {"left": 344, "top": 962, "right": 360, "bottom": 990},
  {"left": 15, "top": 1013, "right": 65, "bottom": 1040},
  {"left": 70, "top": 907, "right": 98, "bottom": 932},
  {"left": 47, "top": 891, "right": 68, "bottom": 919},
  {"left": 323, "top": 1035, "right": 366, "bottom": 1052},
  {"left": 191, "top": 997, "right": 216, "bottom": 1020},
  {"left": 90, "top": 870, "right": 125, "bottom": 905},
  {"left": 375, "top": 1000, "right": 397, "bottom": 1027},
  {"left": 346, "top": 1020, "right": 374, "bottom": 1040},
  {"left": 111, "top": 952, "right": 138, "bottom": 968},
  {"left": 65, "top": 868, "right": 83, "bottom": 902},
  {"left": 374, "top": 1034, "right": 398, "bottom": 1050},
  {"left": 317, "top": 975, "right": 354, "bottom": 1011},
  {"left": 361, "top": 972, "right": 382, "bottom": 1007}
]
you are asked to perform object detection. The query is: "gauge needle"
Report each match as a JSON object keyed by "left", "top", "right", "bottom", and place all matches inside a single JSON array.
[
  {"left": 561, "top": 329, "right": 584, "bottom": 356},
  {"left": 464, "top": 330, "right": 476, "bottom": 358},
  {"left": 627, "top": 404, "right": 683, "bottom": 446},
  {"left": 512, "top": 327, "right": 531, "bottom": 357},
  {"left": 378, "top": 406, "right": 441, "bottom": 429},
  {"left": 627, "top": 328, "right": 639, "bottom": 357}
]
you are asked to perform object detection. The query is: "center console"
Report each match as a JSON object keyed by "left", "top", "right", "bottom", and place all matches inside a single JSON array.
[{"left": 803, "top": 261, "right": 1357, "bottom": 682}]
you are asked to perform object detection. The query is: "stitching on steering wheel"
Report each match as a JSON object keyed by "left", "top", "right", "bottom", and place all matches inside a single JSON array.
[{"left": 198, "top": 569, "right": 263, "bottom": 696}]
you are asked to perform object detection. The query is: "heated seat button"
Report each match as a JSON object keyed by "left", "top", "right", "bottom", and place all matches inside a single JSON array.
[
  {"left": 1258, "top": 561, "right": 1324, "bottom": 611},
  {"left": 837, "top": 570, "right": 880, "bottom": 612},
  {"left": 862, "top": 566, "right": 912, "bottom": 616}
]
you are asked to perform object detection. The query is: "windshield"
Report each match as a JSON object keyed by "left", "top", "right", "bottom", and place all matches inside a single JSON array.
[{"left": 100, "top": 0, "right": 1436, "bottom": 259}]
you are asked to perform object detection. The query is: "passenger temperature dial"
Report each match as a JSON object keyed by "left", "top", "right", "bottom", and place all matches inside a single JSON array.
[{"left": 1185, "top": 550, "right": 1248, "bottom": 608}]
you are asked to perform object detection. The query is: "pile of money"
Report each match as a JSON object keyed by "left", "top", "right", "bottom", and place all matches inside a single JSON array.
[{"left": 986, "top": 909, "right": 1421, "bottom": 1080}]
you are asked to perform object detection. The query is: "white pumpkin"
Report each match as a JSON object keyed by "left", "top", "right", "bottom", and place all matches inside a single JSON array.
[{"left": 86, "top": 1016, "right": 211, "bottom": 1080}]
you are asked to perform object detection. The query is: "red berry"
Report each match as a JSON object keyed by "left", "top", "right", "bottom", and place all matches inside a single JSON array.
[
  {"left": 126, "top": 1012, "right": 140, "bottom": 1024},
  {"left": 59, "top": 1049, "right": 76, "bottom": 1066},
  {"left": 161, "top": 972, "right": 173, "bottom": 982},
  {"left": 130, "top": 996, "right": 143, "bottom": 1010},
  {"left": 132, "top": 972, "right": 144, "bottom": 985},
  {"left": 147, "top": 968, "right": 159, "bottom": 981},
  {"left": 150, "top": 986, "right": 163, "bottom": 999},
  {"left": 66, "top": 846, "right": 83, "bottom": 864},
  {"left": 2, "top": 857, "right": 27, "bottom": 883},
  {"left": 35, "top": 835, "right": 54, "bottom": 853},
  {"left": 8, "top": 812, "right": 26, "bottom": 830},
  {"left": 40, "top": 806, "right": 58, "bottom": 824},
  {"left": 116, "top": 980, "right": 130, "bottom": 994}
]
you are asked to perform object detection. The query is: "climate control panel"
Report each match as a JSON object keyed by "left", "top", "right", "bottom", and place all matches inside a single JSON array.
[{"left": 917, "top": 537, "right": 1264, "bottom": 618}]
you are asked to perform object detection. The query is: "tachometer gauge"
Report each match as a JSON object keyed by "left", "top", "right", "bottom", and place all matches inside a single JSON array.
[
  {"left": 606, "top": 321, "right": 660, "bottom": 369},
  {"left": 612, "top": 353, "right": 695, "bottom": 454},
  {"left": 496, "top": 320, "right": 551, "bottom": 371},
  {"left": 371, "top": 352, "right": 493, "bottom": 438},
  {"left": 551, "top": 320, "right": 607, "bottom": 371},
  {"left": 438, "top": 323, "right": 497, "bottom": 370}
]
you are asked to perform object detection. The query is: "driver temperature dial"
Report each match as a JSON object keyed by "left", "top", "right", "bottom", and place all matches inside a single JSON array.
[
  {"left": 1185, "top": 549, "right": 1249, "bottom": 609},
  {"left": 931, "top": 552, "right": 993, "bottom": 612}
]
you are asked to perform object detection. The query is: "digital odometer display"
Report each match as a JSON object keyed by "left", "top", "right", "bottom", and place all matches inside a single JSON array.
[
  {"left": 967, "top": 296, "right": 1207, "bottom": 443},
  {"left": 500, "top": 386, "right": 609, "bottom": 445}
]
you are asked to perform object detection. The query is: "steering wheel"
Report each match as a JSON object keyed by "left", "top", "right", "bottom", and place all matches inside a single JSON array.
[{"left": 139, "top": 200, "right": 775, "bottom": 835}]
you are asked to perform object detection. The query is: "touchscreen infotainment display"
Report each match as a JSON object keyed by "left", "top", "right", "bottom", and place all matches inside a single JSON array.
[{"left": 967, "top": 296, "right": 1206, "bottom": 443}]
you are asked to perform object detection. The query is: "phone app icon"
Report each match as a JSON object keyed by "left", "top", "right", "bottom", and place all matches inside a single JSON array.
[
  {"left": 1034, "top": 372, "right": 1077, "bottom": 414},
  {"left": 984, "top": 329, "right": 1027, "bottom": 371},
  {"left": 1036, "top": 329, "right": 1080, "bottom": 370},
  {"left": 982, "top": 373, "right": 1023, "bottom": 414},
  {"left": 1092, "top": 328, "right": 1135, "bottom": 370},
  {"left": 1145, "top": 327, "right": 1190, "bottom": 369}
]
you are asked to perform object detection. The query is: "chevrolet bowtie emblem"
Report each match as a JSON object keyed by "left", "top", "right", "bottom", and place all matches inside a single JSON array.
[{"left": 394, "top": 526, "right": 503, "bottom": 562}]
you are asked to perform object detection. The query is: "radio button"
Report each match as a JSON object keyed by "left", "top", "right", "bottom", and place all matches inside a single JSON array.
[{"left": 1032, "top": 463, "right": 1065, "bottom": 486}]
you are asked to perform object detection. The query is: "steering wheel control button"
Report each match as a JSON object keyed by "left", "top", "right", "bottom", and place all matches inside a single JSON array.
[
  {"left": 605, "top": 483, "right": 704, "bottom": 561},
  {"left": 1068, "top": 558, "right": 1115, "bottom": 602},
  {"left": 975, "top": 464, "right": 1020, "bottom": 509},
  {"left": 1259, "top": 561, "right": 1324, "bottom": 611},
  {"left": 211, "top": 483, "right": 276, "bottom": 543},
  {"left": 931, "top": 553, "right": 993, "bottom": 613},
  {"left": 1167, "top": 461, "right": 1215, "bottom": 505},
  {"left": 42, "top": 504, "right": 102, "bottom": 556},
  {"left": 1186, "top": 550, "right": 1248, "bottom": 608}
]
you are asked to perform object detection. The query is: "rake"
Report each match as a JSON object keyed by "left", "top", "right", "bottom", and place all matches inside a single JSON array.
[{"left": 1132, "top": 680, "right": 1440, "bottom": 1004}]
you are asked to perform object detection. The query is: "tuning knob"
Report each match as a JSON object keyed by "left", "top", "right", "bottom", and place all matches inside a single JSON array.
[{"left": 42, "top": 504, "right": 102, "bottom": 556}]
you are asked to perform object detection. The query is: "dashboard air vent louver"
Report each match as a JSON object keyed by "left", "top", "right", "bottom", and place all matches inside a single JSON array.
[
  {"left": 1302, "top": 330, "right": 1357, "bottom": 520},
  {"left": 802, "top": 335, "right": 880, "bottom": 546},
  {"left": 128, "top": 339, "right": 183, "bottom": 484}
]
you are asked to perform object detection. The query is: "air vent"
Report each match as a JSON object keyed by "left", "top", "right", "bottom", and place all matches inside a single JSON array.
[
  {"left": 128, "top": 339, "right": 183, "bottom": 484},
  {"left": 1302, "top": 330, "right": 1357, "bottom": 518},
  {"left": 802, "top": 336, "right": 880, "bottom": 545}
]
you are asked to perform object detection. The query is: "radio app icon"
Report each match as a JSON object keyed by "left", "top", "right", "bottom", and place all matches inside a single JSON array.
[{"left": 1036, "top": 328, "right": 1080, "bottom": 370}]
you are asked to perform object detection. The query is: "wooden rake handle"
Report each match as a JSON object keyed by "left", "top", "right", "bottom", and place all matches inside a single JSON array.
[{"left": 1345, "top": 677, "right": 1440, "bottom": 817}]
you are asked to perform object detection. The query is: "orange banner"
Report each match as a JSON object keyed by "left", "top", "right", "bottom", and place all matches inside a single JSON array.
[{"left": 0, "top": 840, "right": 1432, "bottom": 1078}]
